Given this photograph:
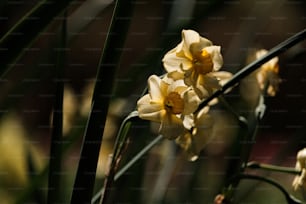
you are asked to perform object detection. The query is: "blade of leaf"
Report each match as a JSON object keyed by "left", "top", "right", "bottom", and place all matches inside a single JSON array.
[{"left": 70, "top": 0, "right": 135, "bottom": 203}]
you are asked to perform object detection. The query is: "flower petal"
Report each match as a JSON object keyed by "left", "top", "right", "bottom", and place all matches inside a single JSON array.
[
  {"left": 167, "top": 71, "right": 185, "bottom": 81},
  {"left": 160, "top": 114, "right": 184, "bottom": 140},
  {"left": 137, "top": 95, "right": 165, "bottom": 122},
  {"left": 182, "top": 114, "right": 194, "bottom": 130},
  {"left": 176, "top": 30, "right": 201, "bottom": 59},
  {"left": 183, "top": 89, "right": 200, "bottom": 115},
  {"left": 148, "top": 75, "right": 165, "bottom": 101},
  {"left": 163, "top": 49, "right": 193, "bottom": 73},
  {"left": 204, "top": 46, "right": 223, "bottom": 71}
]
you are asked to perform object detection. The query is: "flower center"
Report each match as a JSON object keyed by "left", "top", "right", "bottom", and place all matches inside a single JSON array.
[
  {"left": 164, "top": 92, "right": 184, "bottom": 114},
  {"left": 193, "top": 49, "right": 213, "bottom": 74}
]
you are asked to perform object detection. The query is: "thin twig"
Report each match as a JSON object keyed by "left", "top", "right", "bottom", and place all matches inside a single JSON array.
[
  {"left": 246, "top": 161, "right": 301, "bottom": 175},
  {"left": 229, "top": 174, "right": 302, "bottom": 204}
]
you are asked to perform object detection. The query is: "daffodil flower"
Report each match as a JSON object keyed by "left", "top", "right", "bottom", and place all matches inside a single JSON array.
[
  {"left": 292, "top": 148, "right": 306, "bottom": 193},
  {"left": 162, "top": 29, "right": 231, "bottom": 99},
  {"left": 137, "top": 75, "right": 200, "bottom": 139},
  {"left": 255, "top": 49, "right": 281, "bottom": 96},
  {"left": 175, "top": 107, "right": 214, "bottom": 161}
]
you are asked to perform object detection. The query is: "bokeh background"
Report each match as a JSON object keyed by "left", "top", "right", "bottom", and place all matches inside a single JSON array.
[{"left": 0, "top": 0, "right": 306, "bottom": 203}]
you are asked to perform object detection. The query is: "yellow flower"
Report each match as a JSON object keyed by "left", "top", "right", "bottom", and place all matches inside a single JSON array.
[
  {"left": 162, "top": 29, "right": 231, "bottom": 99},
  {"left": 293, "top": 148, "right": 306, "bottom": 192},
  {"left": 255, "top": 49, "right": 281, "bottom": 96},
  {"left": 137, "top": 75, "right": 200, "bottom": 139},
  {"left": 175, "top": 107, "right": 214, "bottom": 161}
]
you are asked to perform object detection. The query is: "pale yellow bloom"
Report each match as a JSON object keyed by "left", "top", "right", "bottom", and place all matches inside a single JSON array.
[
  {"left": 255, "top": 49, "right": 281, "bottom": 96},
  {"left": 293, "top": 148, "right": 306, "bottom": 192},
  {"left": 175, "top": 107, "right": 214, "bottom": 161},
  {"left": 137, "top": 75, "right": 200, "bottom": 139},
  {"left": 162, "top": 29, "right": 231, "bottom": 99},
  {"left": 0, "top": 114, "right": 43, "bottom": 203}
]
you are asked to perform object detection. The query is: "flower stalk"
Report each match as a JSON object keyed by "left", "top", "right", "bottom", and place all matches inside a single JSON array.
[{"left": 246, "top": 161, "right": 301, "bottom": 175}]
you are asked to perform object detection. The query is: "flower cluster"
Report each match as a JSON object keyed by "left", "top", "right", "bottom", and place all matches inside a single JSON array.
[{"left": 137, "top": 29, "right": 232, "bottom": 160}]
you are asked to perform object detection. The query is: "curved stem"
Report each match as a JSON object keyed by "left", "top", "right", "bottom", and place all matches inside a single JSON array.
[
  {"left": 228, "top": 173, "right": 302, "bottom": 204},
  {"left": 112, "top": 111, "right": 139, "bottom": 162},
  {"left": 246, "top": 161, "right": 301, "bottom": 175},
  {"left": 114, "top": 135, "right": 163, "bottom": 181}
]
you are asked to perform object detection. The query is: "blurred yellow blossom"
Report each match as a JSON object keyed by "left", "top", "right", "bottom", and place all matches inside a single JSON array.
[
  {"left": 0, "top": 113, "right": 43, "bottom": 203},
  {"left": 63, "top": 86, "right": 78, "bottom": 135},
  {"left": 162, "top": 29, "right": 231, "bottom": 99},
  {"left": 255, "top": 49, "right": 281, "bottom": 96}
]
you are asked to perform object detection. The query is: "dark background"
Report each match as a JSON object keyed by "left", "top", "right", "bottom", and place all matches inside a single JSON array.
[{"left": 0, "top": 0, "right": 305, "bottom": 203}]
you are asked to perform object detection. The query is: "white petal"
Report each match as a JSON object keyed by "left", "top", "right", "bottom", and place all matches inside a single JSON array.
[
  {"left": 177, "top": 29, "right": 201, "bottom": 59},
  {"left": 212, "top": 71, "right": 233, "bottom": 86},
  {"left": 137, "top": 95, "right": 164, "bottom": 122},
  {"left": 199, "top": 36, "right": 213, "bottom": 47},
  {"left": 183, "top": 89, "right": 200, "bottom": 114},
  {"left": 297, "top": 148, "right": 306, "bottom": 169},
  {"left": 148, "top": 75, "right": 165, "bottom": 101},
  {"left": 182, "top": 114, "right": 194, "bottom": 130},
  {"left": 204, "top": 46, "right": 223, "bottom": 71},
  {"left": 163, "top": 49, "right": 193, "bottom": 73},
  {"left": 162, "top": 49, "right": 181, "bottom": 72}
]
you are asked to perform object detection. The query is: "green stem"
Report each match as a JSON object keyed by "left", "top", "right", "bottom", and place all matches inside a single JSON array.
[
  {"left": 114, "top": 135, "right": 164, "bottom": 181},
  {"left": 97, "top": 111, "right": 139, "bottom": 204},
  {"left": 246, "top": 161, "right": 301, "bottom": 175},
  {"left": 112, "top": 111, "right": 139, "bottom": 162},
  {"left": 228, "top": 173, "right": 302, "bottom": 204},
  {"left": 70, "top": 0, "right": 135, "bottom": 203}
]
